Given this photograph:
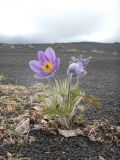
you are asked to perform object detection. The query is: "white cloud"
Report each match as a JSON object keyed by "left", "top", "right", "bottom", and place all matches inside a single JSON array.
[{"left": 0, "top": 0, "right": 120, "bottom": 43}]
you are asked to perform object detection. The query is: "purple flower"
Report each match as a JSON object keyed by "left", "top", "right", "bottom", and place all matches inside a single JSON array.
[
  {"left": 67, "top": 55, "right": 91, "bottom": 87},
  {"left": 67, "top": 55, "right": 92, "bottom": 77},
  {"left": 29, "top": 47, "right": 60, "bottom": 79},
  {"left": 78, "top": 55, "right": 92, "bottom": 68},
  {"left": 67, "top": 62, "right": 87, "bottom": 77}
]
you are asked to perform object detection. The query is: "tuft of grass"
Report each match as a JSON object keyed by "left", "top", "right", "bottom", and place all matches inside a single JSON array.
[
  {"left": 91, "top": 49, "right": 105, "bottom": 54},
  {"left": 66, "top": 49, "right": 78, "bottom": 52},
  {"left": 83, "top": 95, "right": 101, "bottom": 108},
  {"left": 0, "top": 74, "right": 6, "bottom": 81}
]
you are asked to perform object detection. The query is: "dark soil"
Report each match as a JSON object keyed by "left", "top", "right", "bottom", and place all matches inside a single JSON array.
[
  {"left": 0, "top": 42, "right": 120, "bottom": 160},
  {"left": 0, "top": 131, "right": 120, "bottom": 160}
]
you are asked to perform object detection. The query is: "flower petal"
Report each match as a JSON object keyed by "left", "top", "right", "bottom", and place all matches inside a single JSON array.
[
  {"left": 54, "top": 58, "right": 60, "bottom": 72},
  {"left": 37, "top": 50, "right": 47, "bottom": 64},
  {"left": 34, "top": 72, "right": 46, "bottom": 79},
  {"left": 45, "top": 47, "right": 56, "bottom": 62},
  {"left": 67, "top": 63, "right": 84, "bottom": 76},
  {"left": 78, "top": 69, "right": 87, "bottom": 77},
  {"left": 79, "top": 57, "right": 92, "bottom": 68},
  {"left": 29, "top": 60, "right": 41, "bottom": 73},
  {"left": 34, "top": 72, "right": 55, "bottom": 79}
]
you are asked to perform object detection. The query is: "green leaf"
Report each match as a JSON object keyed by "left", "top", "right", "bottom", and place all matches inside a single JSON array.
[{"left": 70, "top": 88, "right": 82, "bottom": 99}]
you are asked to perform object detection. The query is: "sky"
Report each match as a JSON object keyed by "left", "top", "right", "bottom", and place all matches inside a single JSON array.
[{"left": 0, "top": 0, "right": 120, "bottom": 43}]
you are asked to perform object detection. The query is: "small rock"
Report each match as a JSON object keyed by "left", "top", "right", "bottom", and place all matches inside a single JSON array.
[
  {"left": 45, "top": 152, "right": 50, "bottom": 154},
  {"left": 15, "top": 118, "right": 30, "bottom": 134},
  {"left": 116, "top": 126, "right": 120, "bottom": 134},
  {"left": 99, "top": 155, "right": 106, "bottom": 160}
]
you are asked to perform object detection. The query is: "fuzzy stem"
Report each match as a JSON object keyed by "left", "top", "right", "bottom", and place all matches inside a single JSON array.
[
  {"left": 47, "top": 78, "right": 51, "bottom": 87},
  {"left": 54, "top": 75, "right": 61, "bottom": 86},
  {"left": 67, "top": 73, "right": 72, "bottom": 107},
  {"left": 74, "top": 75, "right": 80, "bottom": 88},
  {"left": 70, "top": 97, "right": 83, "bottom": 117}
]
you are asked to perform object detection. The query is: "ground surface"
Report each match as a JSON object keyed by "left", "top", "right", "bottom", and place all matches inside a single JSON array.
[{"left": 0, "top": 42, "right": 120, "bottom": 160}]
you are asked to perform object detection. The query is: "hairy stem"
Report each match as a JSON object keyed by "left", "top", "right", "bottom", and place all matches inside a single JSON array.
[
  {"left": 67, "top": 73, "right": 72, "bottom": 107},
  {"left": 54, "top": 75, "right": 61, "bottom": 86},
  {"left": 74, "top": 75, "right": 80, "bottom": 88}
]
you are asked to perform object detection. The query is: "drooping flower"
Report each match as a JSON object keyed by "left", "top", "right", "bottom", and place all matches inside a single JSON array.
[
  {"left": 29, "top": 47, "right": 60, "bottom": 79},
  {"left": 67, "top": 55, "right": 92, "bottom": 86},
  {"left": 67, "top": 55, "right": 92, "bottom": 77}
]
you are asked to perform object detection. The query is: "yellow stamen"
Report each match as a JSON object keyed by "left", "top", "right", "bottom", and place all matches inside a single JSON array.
[{"left": 42, "top": 61, "right": 55, "bottom": 74}]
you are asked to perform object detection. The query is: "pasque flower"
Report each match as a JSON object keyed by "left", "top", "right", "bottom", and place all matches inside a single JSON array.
[
  {"left": 67, "top": 55, "right": 92, "bottom": 86},
  {"left": 67, "top": 55, "right": 92, "bottom": 77},
  {"left": 29, "top": 47, "right": 60, "bottom": 79}
]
